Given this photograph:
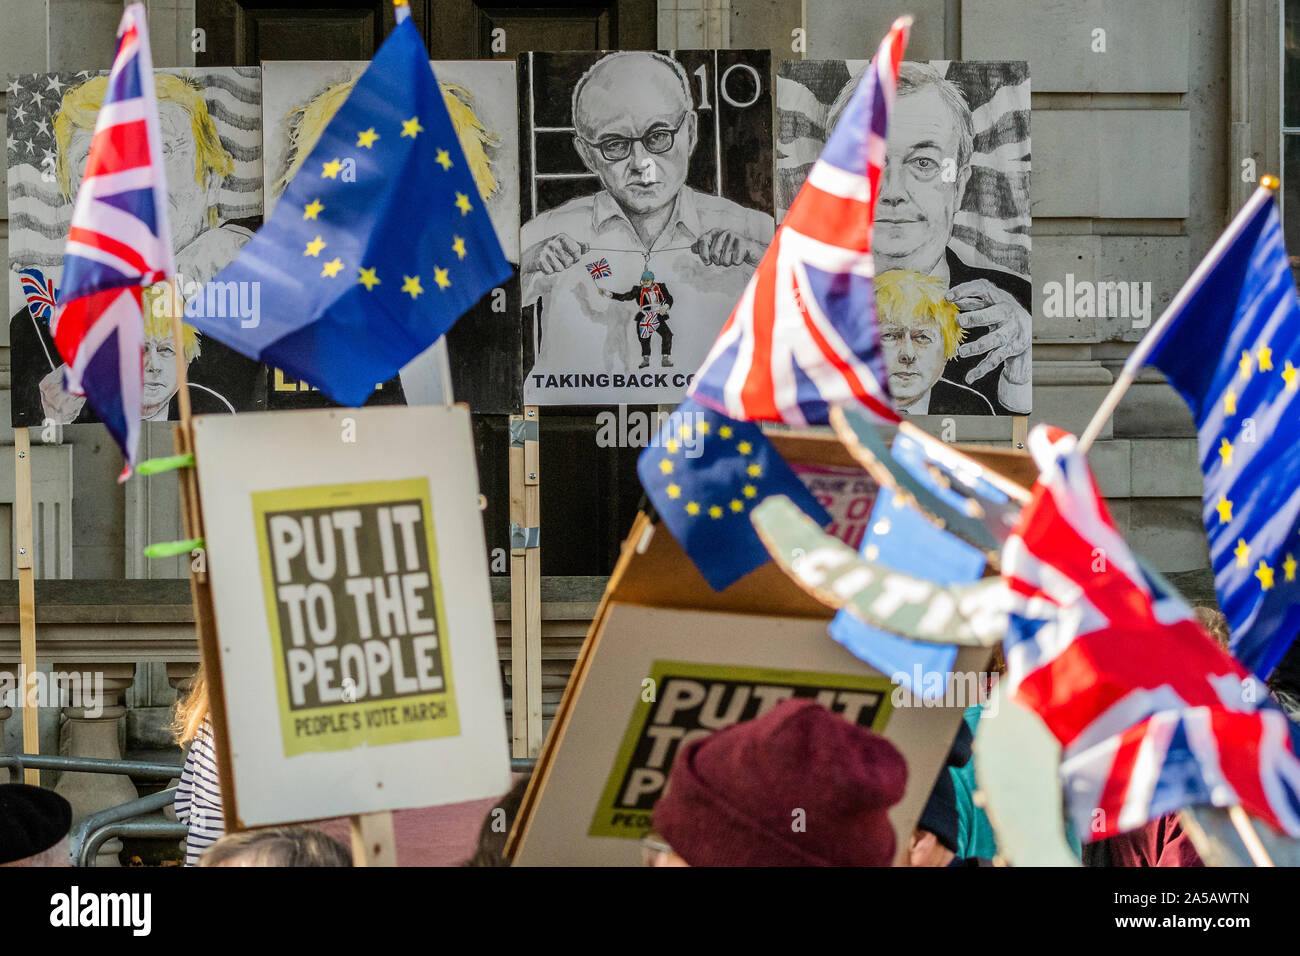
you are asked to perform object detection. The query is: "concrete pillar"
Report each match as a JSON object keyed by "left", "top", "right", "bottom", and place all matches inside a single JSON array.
[
  {"left": 0, "top": 705, "right": 10, "bottom": 784},
  {"left": 53, "top": 662, "right": 138, "bottom": 867}
]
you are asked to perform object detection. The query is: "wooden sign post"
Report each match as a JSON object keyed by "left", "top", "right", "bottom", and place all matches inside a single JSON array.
[{"left": 13, "top": 431, "right": 39, "bottom": 784}]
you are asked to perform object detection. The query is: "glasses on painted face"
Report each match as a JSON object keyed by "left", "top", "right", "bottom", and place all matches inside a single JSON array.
[{"left": 580, "top": 116, "right": 688, "bottom": 162}]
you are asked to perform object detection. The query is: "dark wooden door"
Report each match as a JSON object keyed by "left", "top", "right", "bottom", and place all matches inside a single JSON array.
[{"left": 196, "top": 0, "right": 656, "bottom": 576}]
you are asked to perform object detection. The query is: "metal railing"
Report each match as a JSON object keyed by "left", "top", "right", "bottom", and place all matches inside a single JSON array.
[{"left": 4, "top": 751, "right": 540, "bottom": 866}]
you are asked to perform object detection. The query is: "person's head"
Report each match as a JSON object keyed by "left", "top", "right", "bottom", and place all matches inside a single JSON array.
[
  {"left": 838, "top": 63, "right": 972, "bottom": 273},
  {"left": 198, "top": 826, "right": 351, "bottom": 867},
  {"left": 0, "top": 785, "right": 73, "bottom": 867},
  {"left": 652, "top": 698, "right": 908, "bottom": 866},
  {"left": 875, "top": 269, "right": 964, "bottom": 407},
  {"left": 275, "top": 80, "right": 502, "bottom": 202},
  {"left": 1193, "top": 606, "right": 1231, "bottom": 650},
  {"left": 139, "top": 304, "right": 201, "bottom": 420},
  {"left": 462, "top": 774, "right": 531, "bottom": 867},
  {"left": 641, "top": 269, "right": 655, "bottom": 287},
  {"left": 55, "top": 74, "right": 235, "bottom": 250},
  {"left": 572, "top": 52, "right": 697, "bottom": 218}
]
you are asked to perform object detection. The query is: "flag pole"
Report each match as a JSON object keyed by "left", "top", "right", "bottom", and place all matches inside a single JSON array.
[{"left": 1077, "top": 178, "right": 1279, "bottom": 455}]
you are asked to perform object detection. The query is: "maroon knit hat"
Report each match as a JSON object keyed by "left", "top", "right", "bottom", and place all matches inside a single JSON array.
[{"left": 653, "top": 698, "right": 907, "bottom": 866}]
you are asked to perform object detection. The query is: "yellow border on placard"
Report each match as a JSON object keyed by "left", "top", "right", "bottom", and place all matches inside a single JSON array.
[
  {"left": 252, "top": 477, "right": 460, "bottom": 757},
  {"left": 588, "top": 660, "right": 895, "bottom": 838}
]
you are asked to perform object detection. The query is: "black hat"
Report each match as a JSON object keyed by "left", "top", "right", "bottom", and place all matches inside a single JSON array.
[{"left": 0, "top": 784, "right": 72, "bottom": 864}]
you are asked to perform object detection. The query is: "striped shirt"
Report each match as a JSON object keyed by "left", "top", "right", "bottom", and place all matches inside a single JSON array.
[{"left": 174, "top": 716, "right": 225, "bottom": 866}]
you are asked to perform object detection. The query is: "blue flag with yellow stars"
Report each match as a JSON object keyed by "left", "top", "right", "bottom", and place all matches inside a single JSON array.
[
  {"left": 1146, "top": 194, "right": 1300, "bottom": 677},
  {"left": 184, "top": 13, "right": 510, "bottom": 405},
  {"left": 637, "top": 397, "right": 831, "bottom": 591}
]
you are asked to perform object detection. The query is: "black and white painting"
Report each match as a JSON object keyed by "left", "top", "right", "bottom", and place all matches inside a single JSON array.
[
  {"left": 778, "top": 60, "right": 1031, "bottom": 416},
  {"left": 519, "top": 50, "right": 775, "bottom": 406},
  {"left": 6, "top": 68, "right": 267, "bottom": 428},
  {"left": 261, "top": 59, "right": 522, "bottom": 413}
]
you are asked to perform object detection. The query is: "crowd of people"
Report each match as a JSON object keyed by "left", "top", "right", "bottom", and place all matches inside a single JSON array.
[{"left": 4, "top": 605, "right": 1294, "bottom": 868}]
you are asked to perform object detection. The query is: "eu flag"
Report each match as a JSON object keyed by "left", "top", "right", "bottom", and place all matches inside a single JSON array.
[
  {"left": 1146, "top": 195, "right": 1300, "bottom": 677},
  {"left": 638, "top": 397, "right": 831, "bottom": 591},
  {"left": 184, "top": 15, "right": 511, "bottom": 405}
]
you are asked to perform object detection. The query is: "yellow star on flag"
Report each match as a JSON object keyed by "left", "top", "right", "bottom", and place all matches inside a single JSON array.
[
  {"left": 729, "top": 499, "right": 743, "bottom": 513},
  {"left": 455, "top": 192, "right": 472, "bottom": 216},
  {"left": 1258, "top": 344, "right": 1274, "bottom": 372},
  {"left": 1219, "top": 437, "right": 1233, "bottom": 468},
  {"left": 708, "top": 505, "right": 723, "bottom": 519},
  {"left": 435, "top": 148, "right": 452, "bottom": 170},
  {"left": 1286, "top": 554, "right": 1297, "bottom": 582},
  {"left": 685, "top": 502, "right": 700, "bottom": 516},
  {"left": 679, "top": 422, "right": 693, "bottom": 439},
  {"left": 666, "top": 484, "right": 681, "bottom": 499},
  {"left": 401, "top": 275, "right": 423, "bottom": 299},
  {"left": 1235, "top": 538, "right": 1251, "bottom": 567},
  {"left": 320, "top": 258, "right": 344, "bottom": 278},
  {"left": 302, "top": 199, "right": 324, "bottom": 220},
  {"left": 433, "top": 267, "right": 451, "bottom": 290},
  {"left": 696, "top": 421, "right": 711, "bottom": 436},
  {"left": 747, "top": 463, "right": 762, "bottom": 478},
  {"left": 1216, "top": 497, "right": 1232, "bottom": 524},
  {"left": 452, "top": 236, "right": 466, "bottom": 260},
  {"left": 664, "top": 438, "right": 680, "bottom": 454},
  {"left": 658, "top": 459, "right": 673, "bottom": 475},
  {"left": 719, "top": 426, "right": 733, "bottom": 439},
  {"left": 357, "top": 267, "right": 380, "bottom": 291},
  {"left": 742, "top": 484, "right": 757, "bottom": 498},
  {"left": 1239, "top": 350, "right": 1253, "bottom": 379},
  {"left": 321, "top": 158, "right": 343, "bottom": 179},
  {"left": 356, "top": 128, "right": 379, "bottom": 148},
  {"left": 1256, "top": 560, "right": 1275, "bottom": 591},
  {"left": 1285, "top": 360, "right": 1299, "bottom": 392},
  {"left": 737, "top": 441, "right": 752, "bottom": 455},
  {"left": 1223, "top": 389, "right": 1237, "bottom": 416},
  {"left": 303, "top": 235, "right": 326, "bottom": 257},
  {"left": 401, "top": 117, "right": 423, "bottom": 138}
]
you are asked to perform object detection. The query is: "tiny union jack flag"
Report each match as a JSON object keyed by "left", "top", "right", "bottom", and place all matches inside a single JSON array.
[
  {"left": 19, "top": 268, "right": 58, "bottom": 323},
  {"left": 586, "top": 258, "right": 612, "bottom": 280},
  {"left": 52, "top": 3, "right": 175, "bottom": 478},
  {"left": 638, "top": 312, "right": 660, "bottom": 338},
  {"left": 689, "top": 17, "right": 910, "bottom": 426}
]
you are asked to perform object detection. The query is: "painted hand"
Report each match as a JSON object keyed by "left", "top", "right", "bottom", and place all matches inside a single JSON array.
[
  {"left": 692, "top": 228, "right": 764, "bottom": 267},
  {"left": 947, "top": 279, "right": 1031, "bottom": 386}
]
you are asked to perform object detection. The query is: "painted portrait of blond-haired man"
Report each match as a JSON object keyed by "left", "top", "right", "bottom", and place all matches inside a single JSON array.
[
  {"left": 875, "top": 269, "right": 997, "bottom": 415},
  {"left": 37, "top": 72, "right": 254, "bottom": 424}
]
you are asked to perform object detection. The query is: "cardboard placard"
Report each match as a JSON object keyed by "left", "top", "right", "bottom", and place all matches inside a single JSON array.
[
  {"left": 193, "top": 405, "right": 509, "bottom": 827},
  {"left": 509, "top": 430, "right": 1010, "bottom": 866}
]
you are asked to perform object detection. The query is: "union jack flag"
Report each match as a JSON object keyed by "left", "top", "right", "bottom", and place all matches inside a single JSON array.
[
  {"left": 688, "top": 18, "right": 910, "bottom": 426},
  {"left": 1001, "top": 425, "right": 1300, "bottom": 839},
  {"left": 19, "top": 268, "right": 58, "bottom": 323},
  {"left": 586, "top": 258, "right": 612, "bottom": 280},
  {"left": 638, "top": 312, "right": 660, "bottom": 338},
  {"left": 51, "top": 2, "right": 174, "bottom": 478}
]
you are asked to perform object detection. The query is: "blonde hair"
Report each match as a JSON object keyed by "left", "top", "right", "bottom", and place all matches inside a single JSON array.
[
  {"left": 141, "top": 282, "right": 202, "bottom": 361},
  {"left": 54, "top": 74, "right": 235, "bottom": 226},
  {"left": 172, "top": 664, "right": 209, "bottom": 746},
  {"left": 874, "top": 269, "right": 966, "bottom": 360},
  {"left": 198, "top": 826, "right": 352, "bottom": 867},
  {"left": 274, "top": 79, "right": 500, "bottom": 201}
]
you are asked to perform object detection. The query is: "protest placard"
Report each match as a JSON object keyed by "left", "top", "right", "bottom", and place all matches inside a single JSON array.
[{"left": 192, "top": 405, "right": 510, "bottom": 828}]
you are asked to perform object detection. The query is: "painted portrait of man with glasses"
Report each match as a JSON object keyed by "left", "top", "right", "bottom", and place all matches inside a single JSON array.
[{"left": 519, "top": 50, "right": 774, "bottom": 405}]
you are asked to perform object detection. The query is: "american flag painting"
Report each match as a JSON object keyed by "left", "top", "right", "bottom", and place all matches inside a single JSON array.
[
  {"left": 1002, "top": 425, "right": 1300, "bottom": 839},
  {"left": 18, "top": 268, "right": 57, "bottom": 322},
  {"left": 586, "top": 258, "right": 612, "bottom": 280},
  {"left": 51, "top": 3, "right": 174, "bottom": 477},
  {"left": 688, "top": 18, "right": 910, "bottom": 426}
]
